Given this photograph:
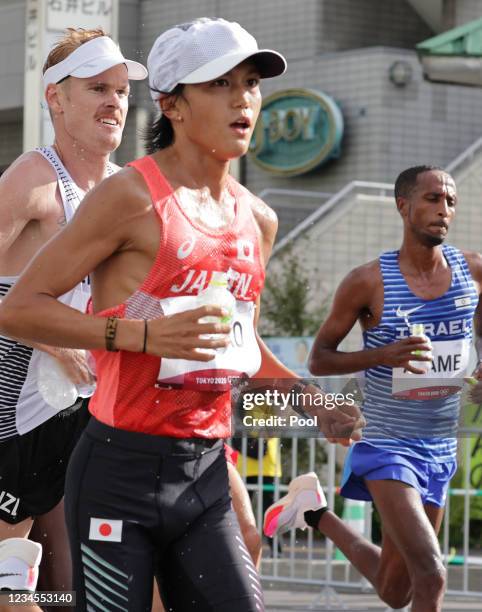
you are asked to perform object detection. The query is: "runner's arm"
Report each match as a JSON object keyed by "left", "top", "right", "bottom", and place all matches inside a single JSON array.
[
  {"left": 251, "top": 199, "right": 364, "bottom": 442},
  {"left": 0, "top": 154, "right": 101, "bottom": 384},
  {"left": 309, "top": 261, "right": 433, "bottom": 376},
  {"left": 0, "top": 170, "right": 140, "bottom": 348},
  {"left": 0, "top": 170, "right": 230, "bottom": 359},
  {"left": 309, "top": 264, "right": 383, "bottom": 375},
  {"left": 463, "top": 251, "right": 482, "bottom": 380},
  {"left": 250, "top": 199, "right": 294, "bottom": 379},
  {"left": 0, "top": 153, "right": 52, "bottom": 261}
]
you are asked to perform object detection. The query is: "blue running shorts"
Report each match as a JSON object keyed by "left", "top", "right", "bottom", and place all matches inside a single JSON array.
[{"left": 340, "top": 442, "right": 457, "bottom": 507}]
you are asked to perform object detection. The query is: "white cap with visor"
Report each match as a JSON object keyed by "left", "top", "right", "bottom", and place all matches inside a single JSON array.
[
  {"left": 148, "top": 18, "right": 287, "bottom": 101},
  {"left": 43, "top": 36, "right": 147, "bottom": 91}
]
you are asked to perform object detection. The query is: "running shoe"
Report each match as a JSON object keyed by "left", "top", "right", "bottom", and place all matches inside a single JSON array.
[
  {"left": 0, "top": 538, "right": 42, "bottom": 591},
  {"left": 263, "top": 472, "right": 327, "bottom": 537}
]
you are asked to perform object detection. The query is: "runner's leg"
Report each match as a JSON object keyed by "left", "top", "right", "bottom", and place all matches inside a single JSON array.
[
  {"left": 159, "top": 497, "right": 264, "bottom": 612},
  {"left": 313, "top": 480, "right": 445, "bottom": 611},
  {"left": 228, "top": 462, "right": 262, "bottom": 568}
]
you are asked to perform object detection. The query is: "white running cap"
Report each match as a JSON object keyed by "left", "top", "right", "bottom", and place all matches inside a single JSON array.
[
  {"left": 43, "top": 36, "right": 147, "bottom": 91},
  {"left": 148, "top": 18, "right": 287, "bottom": 101}
]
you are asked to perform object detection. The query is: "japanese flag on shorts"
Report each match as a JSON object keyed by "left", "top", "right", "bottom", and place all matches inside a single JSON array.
[{"left": 89, "top": 518, "right": 123, "bottom": 542}]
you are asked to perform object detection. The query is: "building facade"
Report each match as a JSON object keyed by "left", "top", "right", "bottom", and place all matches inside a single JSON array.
[
  {"left": 1, "top": 1, "right": 482, "bottom": 228},
  {"left": 1, "top": 2, "right": 482, "bottom": 332}
]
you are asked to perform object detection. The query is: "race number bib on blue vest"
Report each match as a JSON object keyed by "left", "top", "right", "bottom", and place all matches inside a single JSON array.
[{"left": 392, "top": 338, "right": 470, "bottom": 399}]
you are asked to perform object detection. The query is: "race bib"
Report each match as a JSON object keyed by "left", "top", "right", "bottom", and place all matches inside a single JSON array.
[
  {"left": 157, "top": 295, "right": 261, "bottom": 391},
  {"left": 392, "top": 338, "right": 470, "bottom": 399}
]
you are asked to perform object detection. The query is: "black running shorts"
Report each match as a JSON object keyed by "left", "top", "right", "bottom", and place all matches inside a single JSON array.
[
  {"left": 65, "top": 418, "right": 265, "bottom": 611},
  {"left": 0, "top": 400, "right": 90, "bottom": 524}
]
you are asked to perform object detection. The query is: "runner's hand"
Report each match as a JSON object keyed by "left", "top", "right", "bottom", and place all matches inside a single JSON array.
[
  {"left": 377, "top": 336, "right": 432, "bottom": 374},
  {"left": 146, "top": 305, "right": 231, "bottom": 360},
  {"left": 468, "top": 362, "right": 482, "bottom": 403},
  {"left": 317, "top": 401, "right": 365, "bottom": 447},
  {"left": 52, "top": 348, "right": 95, "bottom": 386},
  {"left": 302, "top": 385, "right": 365, "bottom": 446}
]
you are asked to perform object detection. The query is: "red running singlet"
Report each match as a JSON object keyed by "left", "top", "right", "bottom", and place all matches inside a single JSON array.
[{"left": 88, "top": 156, "right": 265, "bottom": 438}]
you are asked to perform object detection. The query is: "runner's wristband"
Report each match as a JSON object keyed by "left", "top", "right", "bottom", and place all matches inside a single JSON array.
[
  {"left": 105, "top": 316, "right": 119, "bottom": 352},
  {"left": 290, "top": 379, "right": 322, "bottom": 417},
  {"left": 142, "top": 319, "right": 148, "bottom": 353},
  {"left": 291, "top": 378, "right": 322, "bottom": 394}
]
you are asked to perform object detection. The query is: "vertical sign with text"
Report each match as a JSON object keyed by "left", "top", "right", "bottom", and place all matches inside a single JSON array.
[{"left": 23, "top": 0, "right": 118, "bottom": 151}]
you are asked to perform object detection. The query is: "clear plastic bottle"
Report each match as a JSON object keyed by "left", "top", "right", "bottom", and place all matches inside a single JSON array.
[
  {"left": 409, "top": 323, "right": 433, "bottom": 372},
  {"left": 77, "top": 351, "right": 97, "bottom": 398},
  {"left": 197, "top": 271, "right": 235, "bottom": 352},
  {"left": 37, "top": 351, "right": 96, "bottom": 411}
]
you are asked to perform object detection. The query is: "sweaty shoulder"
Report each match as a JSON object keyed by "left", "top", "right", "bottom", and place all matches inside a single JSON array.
[
  {"left": 340, "top": 259, "right": 382, "bottom": 299},
  {"left": 333, "top": 259, "right": 383, "bottom": 326},
  {"left": 4, "top": 150, "right": 57, "bottom": 183},
  {"left": 62, "top": 165, "right": 158, "bottom": 257},
  {"left": 81, "top": 165, "right": 153, "bottom": 218},
  {"left": 250, "top": 194, "right": 277, "bottom": 236},
  {"left": 461, "top": 250, "right": 482, "bottom": 286},
  {"left": 0, "top": 150, "right": 58, "bottom": 219},
  {"left": 232, "top": 180, "right": 277, "bottom": 246}
]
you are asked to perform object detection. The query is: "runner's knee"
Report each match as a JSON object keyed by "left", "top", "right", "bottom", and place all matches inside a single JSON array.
[
  {"left": 411, "top": 555, "right": 446, "bottom": 598},
  {"left": 377, "top": 562, "right": 412, "bottom": 609},
  {"left": 378, "top": 584, "right": 412, "bottom": 609}
]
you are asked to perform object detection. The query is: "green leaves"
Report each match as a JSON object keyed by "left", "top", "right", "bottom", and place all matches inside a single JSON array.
[{"left": 260, "top": 252, "right": 329, "bottom": 336}]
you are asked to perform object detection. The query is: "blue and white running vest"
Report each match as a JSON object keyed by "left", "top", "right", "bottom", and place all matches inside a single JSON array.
[{"left": 362, "top": 246, "right": 478, "bottom": 463}]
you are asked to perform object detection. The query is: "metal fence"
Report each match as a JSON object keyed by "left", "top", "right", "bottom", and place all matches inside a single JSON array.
[{"left": 234, "top": 430, "right": 482, "bottom": 607}]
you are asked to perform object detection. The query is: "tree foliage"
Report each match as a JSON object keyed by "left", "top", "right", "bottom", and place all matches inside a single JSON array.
[{"left": 260, "top": 251, "right": 329, "bottom": 336}]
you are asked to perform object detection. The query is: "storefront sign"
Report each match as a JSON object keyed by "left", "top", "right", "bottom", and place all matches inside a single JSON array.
[{"left": 249, "top": 88, "right": 344, "bottom": 177}]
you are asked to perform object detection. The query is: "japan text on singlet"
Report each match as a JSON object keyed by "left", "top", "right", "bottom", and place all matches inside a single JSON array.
[
  {"left": 88, "top": 156, "right": 265, "bottom": 438},
  {"left": 362, "top": 246, "right": 478, "bottom": 462}
]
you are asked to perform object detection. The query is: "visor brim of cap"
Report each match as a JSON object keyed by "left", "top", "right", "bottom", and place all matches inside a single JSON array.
[
  {"left": 70, "top": 57, "right": 147, "bottom": 80},
  {"left": 179, "top": 49, "right": 286, "bottom": 85}
]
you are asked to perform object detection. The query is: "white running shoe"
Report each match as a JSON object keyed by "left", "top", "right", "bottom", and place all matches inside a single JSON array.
[
  {"left": 263, "top": 472, "right": 327, "bottom": 538},
  {"left": 0, "top": 538, "right": 42, "bottom": 591}
]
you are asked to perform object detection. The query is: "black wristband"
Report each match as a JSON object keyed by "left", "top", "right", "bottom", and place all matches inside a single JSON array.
[{"left": 142, "top": 319, "right": 148, "bottom": 353}]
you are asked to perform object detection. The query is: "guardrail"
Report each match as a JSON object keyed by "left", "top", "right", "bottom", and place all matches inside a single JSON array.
[{"left": 234, "top": 429, "right": 482, "bottom": 606}]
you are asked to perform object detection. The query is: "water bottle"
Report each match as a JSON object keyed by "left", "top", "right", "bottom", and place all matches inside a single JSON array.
[
  {"left": 409, "top": 323, "right": 433, "bottom": 373},
  {"left": 197, "top": 272, "right": 235, "bottom": 352},
  {"left": 37, "top": 351, "right": 96, "bottom": 411},
  {"left": 78, "top": 351, "right": 97, "bottom": 398}
]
